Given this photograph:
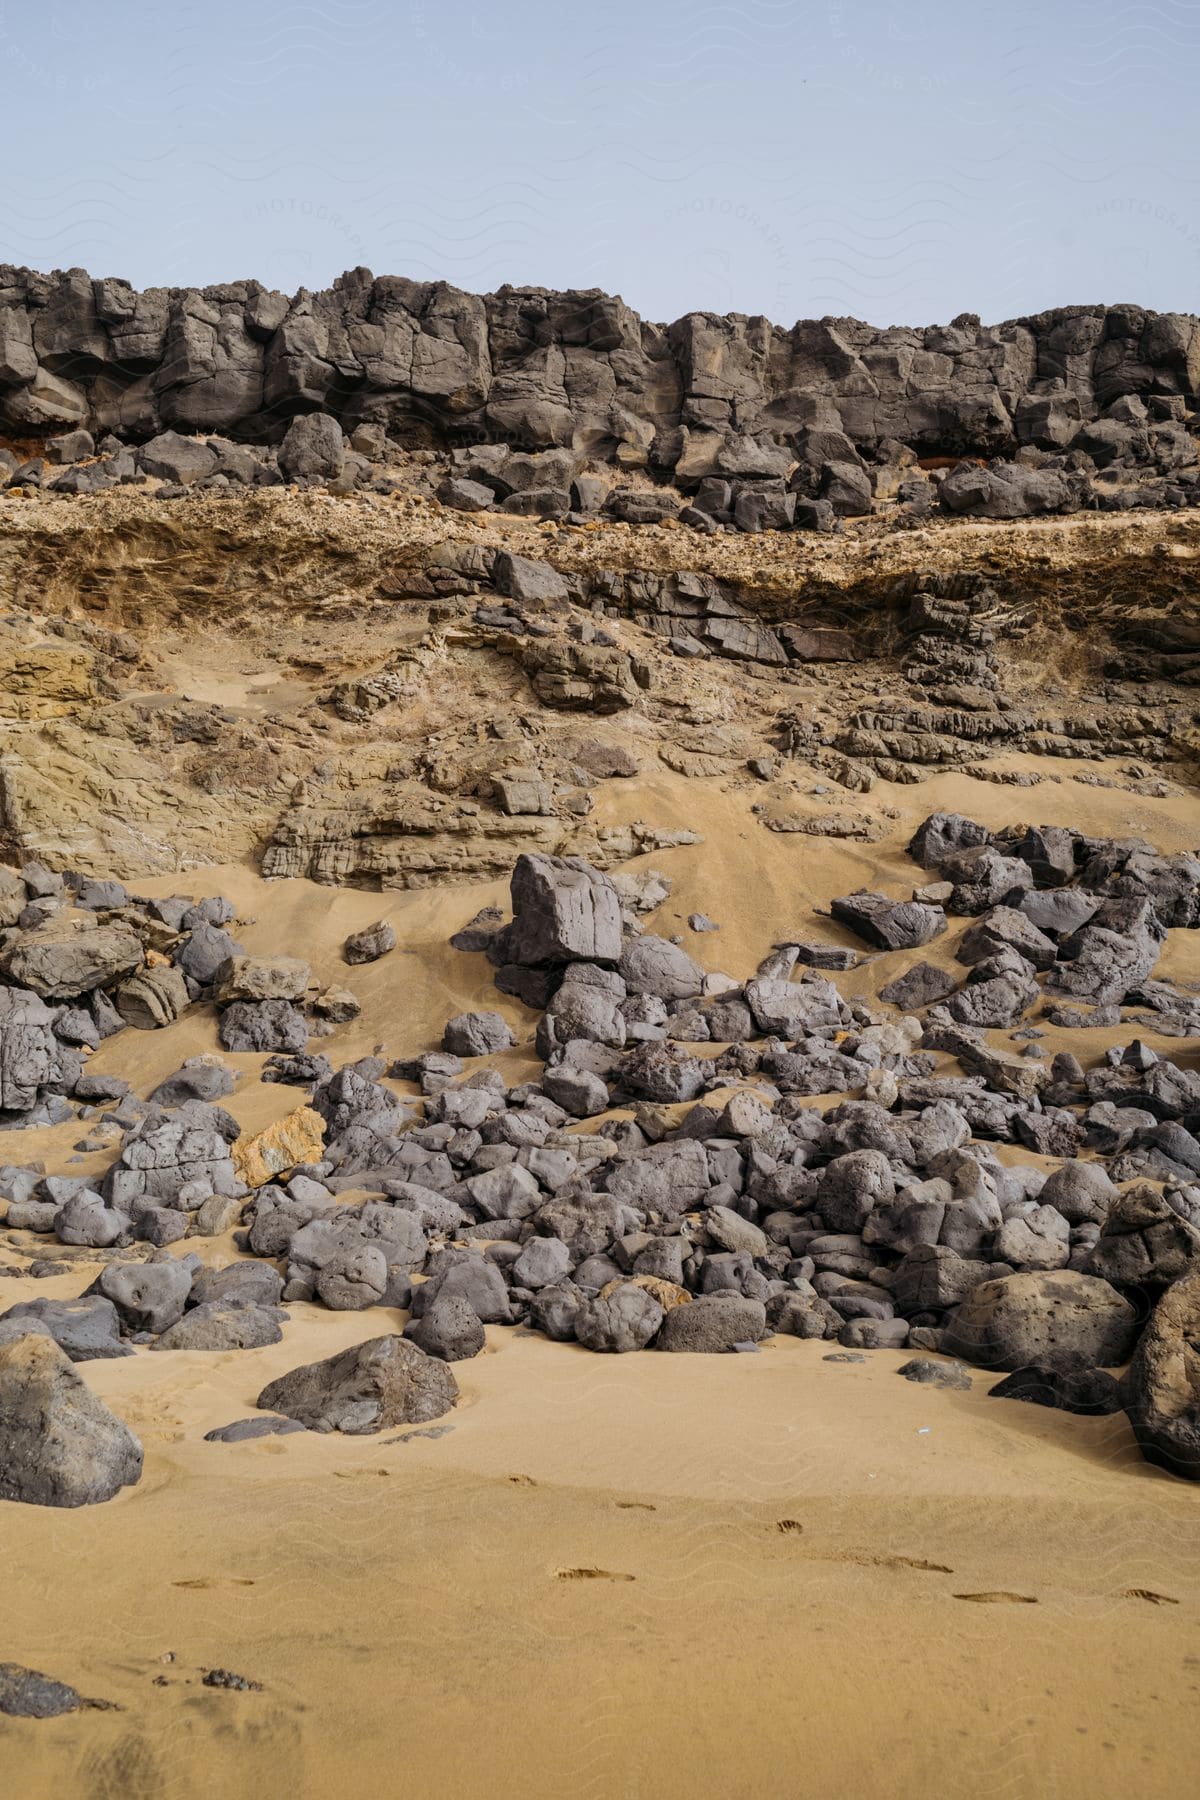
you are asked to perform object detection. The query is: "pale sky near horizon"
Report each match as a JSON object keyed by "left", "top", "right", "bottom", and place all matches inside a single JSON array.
[{"left": 1, "top": 0, "right": 1197, "bottom": 326}]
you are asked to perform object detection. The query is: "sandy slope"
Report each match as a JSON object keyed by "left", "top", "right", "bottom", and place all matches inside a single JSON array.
[{"left": 2, "top": 762, "right": 1200, "bottom": 1799}]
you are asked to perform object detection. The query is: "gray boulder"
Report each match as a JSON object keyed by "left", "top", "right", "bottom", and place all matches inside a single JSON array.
[
  {"left": 944, "top": 1270, "right": 1139, "bottom": 1371},
  {"left": 504, "top": 854, "right": 622, "bottom": 967},
  {"left": 1085, "top": 1183, "right": 1200, "bottom": 1294},
  {"left": 0, "top": 987, "right": 61, "bottom": 1112},
  {"left": 657, "top": 1295, "right": 766, "bottom": 1352},
  {"left": 512, "top": 1236, "right": 572, "bottom": 1290},
  {"left": 219, "top": 999, "right": 308, "bottom": 1053},
  {"left": 618, "top": 936, "right": 705, "bottom": 1002},
  {"left": 443, "top": 1011, "right": 515, "bottom": 1057},
  {"left": 343, "top": 920, "right": 396, "bottom": 965},
  {"left": 541, "top": 1066, "right": 610, "bottom": 1118},
  {"left": 575, "top": 1283, "right": 664, "bottom": 1352},
  {"left": 493, "top": 551, "right": 569, "bottom": 606},
  {"left": 204, "top": 1416, "right": 306, "bottom": 1443},
  {"left": 0, "top": 923, "right": 143, "bottom": 998},
  {"left": 96, "top": 1258, "right": 194, "bottom": 1334},
  {"left": 878, "top": 963, "right": 957, "bottom": 1010},
  {"left": 215, "top": 954, "right": 310, "bottom": 1004},
  {"left": 152, "top": 1299, "right": 283, "bottom": 1352},
  {"left": 0, "top": 1661, "right": 107, "bottom": 1717},
  {"left": 830, "top": 892, "right": 946, "bottom": 951},
  {"left": 175, "top": 923, "right": 243, "bottom": 987},
  {"left": 149, "top": 1057, "right": 237, "bottom": 1108},
  {"left": 190, "top": 1262, "right": 285, "bottom": 1310},
  {"left": 138, "top": 431, "right": 217, "bottom": 484},
  {"left": 0, "top": 1333, "right": 143, "bottom": 1506},
  {"left": 414, "top": 1253, "right": 512, "bottom": 1323},
  {"left": 989, "top": 1364, "right": 1123, "bottom": 1416},
  {"left": 55, "top": 1193, "right": 129, "bottom": 1249},
  {"left": 404, "top": 1296, "right": 486, "bottom": 1362},
  {"left": 1038, "top": 1160, "right": 1118, "bottom": 1226},
  {"left": 0, "top": 1295, "right": 130, "bottom": 1361}
]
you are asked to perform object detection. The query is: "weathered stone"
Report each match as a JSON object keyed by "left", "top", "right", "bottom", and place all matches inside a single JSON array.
[
  {"left": 0, "top": 922, "right": 143, "bottom": 998},
  {"left": 257, "top": 1335, "right": 457, "bottom": 1433},
  {"left": 215, "top": 955, "right": 310, "bottom": 1004},
  {"left": 657, "top": 1295, "right": 765, "bottom": 1352},
  {"left": 343, "top": 921, "right": 396, "bottom": 965},
  {"left": 115, "top": 965, "right": 190, "bottom": 1029},
  {"left": 1123, "top": 1266, "right": 1200, "bottom": 1480},
  {"left": 232, "top": 1106, "right": 325, "bottom": 1188},
  {"left": 0, "top": 1333, "right": 143, "bottom": 1506},
  {"left": 944, "top": 1271, "right": 1138, "bottom": 1372}
]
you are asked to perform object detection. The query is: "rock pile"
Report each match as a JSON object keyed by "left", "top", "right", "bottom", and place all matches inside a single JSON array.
[{"left": 2, "top": 822, "right": 1200, "bottom": 1497}]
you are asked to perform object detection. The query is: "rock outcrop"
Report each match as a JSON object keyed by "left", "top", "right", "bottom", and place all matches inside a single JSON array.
[{"left": 2, "top": 268, "right": 1196, "bottom": 485}]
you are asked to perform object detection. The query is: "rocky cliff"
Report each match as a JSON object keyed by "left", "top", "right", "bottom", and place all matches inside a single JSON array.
[{"left": 2, "top": 265, "right": 1197, "bottom": 477}]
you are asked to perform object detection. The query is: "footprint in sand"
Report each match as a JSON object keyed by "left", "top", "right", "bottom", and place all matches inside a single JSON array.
[
  {"left": 555, "top": 1567, "right": 636, "bottom": 1583},
  {"left": 1122, "top": 1588, "right": 1180, "bottom": 1605},
  {"left": 173, "top": 1578, "right": 256, "bottom": 1591},
  {"left": 953, "top": 1591, "right": 1038, "bottom": 1605},
  {"left": 786, "top": 1542, "right": 952, "bottom": 1574}
]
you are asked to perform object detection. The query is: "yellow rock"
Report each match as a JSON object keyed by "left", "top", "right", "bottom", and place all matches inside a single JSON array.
[
  {"left": 232, "top": 1106, "right": 325, "bottom": 1188},
  {"left": 600, "top": 1275, "right": 691, "bottom": 1311},
  {"left": 0, "top": 644, "right": 95, "bottom": 720}
]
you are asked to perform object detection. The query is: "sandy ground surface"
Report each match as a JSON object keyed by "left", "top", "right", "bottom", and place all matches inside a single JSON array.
[{"left": 3, "top": 762, "right": 1200, "bottom": 1798}]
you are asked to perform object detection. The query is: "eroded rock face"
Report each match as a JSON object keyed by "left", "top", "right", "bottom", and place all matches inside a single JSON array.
[{"left": 0, "top": 987, "right": 62, "bottom": 1112}]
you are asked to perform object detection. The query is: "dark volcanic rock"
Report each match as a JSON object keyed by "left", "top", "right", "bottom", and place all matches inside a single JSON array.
[
  {"left": 0, "top": 1333, "right": 143, "bottom": 1506},
  {"left": 257, "top": 1334, "right": 458, "bottom": 1433},
  {"left": 0, "top": 1662, "right": 109, "bottom": 1718},
  {"left": 943, "top": 1271, "right": 1138, "bottom": 1372},
  {"left": 831, "top": 892, "right": 947, "bottom": 951},
  {"left": 989, "top": 1364, "right": 1124, "bottom": 1415}
]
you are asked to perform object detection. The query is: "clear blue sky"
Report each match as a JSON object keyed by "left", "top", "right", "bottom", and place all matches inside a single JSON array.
[{"left": 1, "top": 0, "right": 1197, "bottom": 326}]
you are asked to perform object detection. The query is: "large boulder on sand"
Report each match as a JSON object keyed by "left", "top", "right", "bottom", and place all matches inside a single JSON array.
[
  {"left": 943, "top": 1270, "right": 1139, "bottom": 1372},
  {"left": 215, "top": 954, "right": 310, "bottom": 1004},
  {"left": 256, "top": 1334, "right": 457, "bottom": 1434},
  {"left": 0, "top": 1333, "right": 143, "bottom": 1506},
  {"left": 0, "top": 922, "right": 143, "bottom": 998},
  {"left": 1123, "top": 1266, "right": 1200, "bottom": 1480},
  {"left": 278, "top": 412, "right": 345, "bottom": 481},
  {"left": 502, "top": 854, "right": 623, "bottom": 967}
]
